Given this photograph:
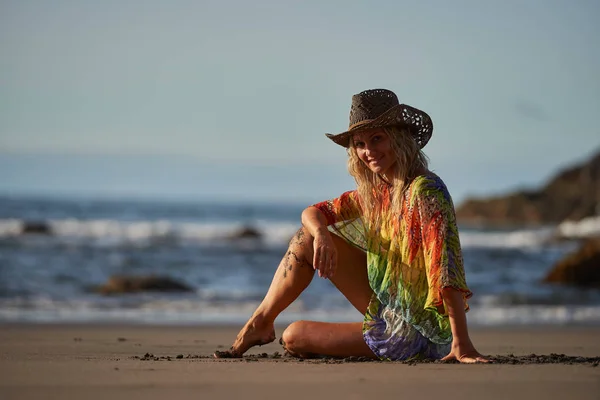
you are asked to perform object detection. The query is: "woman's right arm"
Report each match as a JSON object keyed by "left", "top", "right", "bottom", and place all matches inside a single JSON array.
[{"left": 301, "top": 206, "right": 338, "bottom": 280}]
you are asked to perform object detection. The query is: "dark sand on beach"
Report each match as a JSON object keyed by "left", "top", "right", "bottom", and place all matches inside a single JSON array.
[{"left": 1, "top": 324, "right": 599, "bottom": 400}]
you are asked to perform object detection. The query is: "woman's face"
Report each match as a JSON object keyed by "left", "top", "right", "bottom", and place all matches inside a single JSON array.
[{"left": 352, "top": 128, "right": 397, "bottom": 176}]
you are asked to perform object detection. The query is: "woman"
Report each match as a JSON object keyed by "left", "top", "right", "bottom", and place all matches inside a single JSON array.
[{"left": 215, "top": 89, "right": 489, "bottom": 363}]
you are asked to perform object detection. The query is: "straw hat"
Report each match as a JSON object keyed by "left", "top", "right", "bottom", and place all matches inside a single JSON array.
[{"left": 325, "top": 89, "right": 433, "bottom": 148}]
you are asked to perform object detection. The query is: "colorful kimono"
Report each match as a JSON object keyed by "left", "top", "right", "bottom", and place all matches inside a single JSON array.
[{"left": 312, "top": 172, "right": 472, "bottom": 360}]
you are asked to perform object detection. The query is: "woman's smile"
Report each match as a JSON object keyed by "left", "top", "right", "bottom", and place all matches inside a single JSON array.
[{"left": 352, "top": 129, "right": 396, "bottom": 175}]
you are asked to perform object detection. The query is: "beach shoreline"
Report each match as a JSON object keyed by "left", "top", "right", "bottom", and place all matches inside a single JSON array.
[{"left": 1, "top": 323, "right": 599, "bottom": 400}]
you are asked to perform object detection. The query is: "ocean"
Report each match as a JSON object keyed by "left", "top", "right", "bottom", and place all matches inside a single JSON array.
[{"left": 1, "top": 195, "right": 599, "bottom": 327}]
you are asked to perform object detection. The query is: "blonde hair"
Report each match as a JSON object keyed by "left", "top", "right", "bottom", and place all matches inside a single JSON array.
[{"left": 347, "top": 126, "right": 429, "bottom": 231}]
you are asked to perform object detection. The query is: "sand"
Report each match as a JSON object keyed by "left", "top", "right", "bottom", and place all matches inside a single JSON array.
[{"left": 1, "top": 323, "right": 599, "bottom": 400}]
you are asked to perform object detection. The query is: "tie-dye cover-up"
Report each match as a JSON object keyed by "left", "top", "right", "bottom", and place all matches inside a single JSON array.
[{"left": 312, "top": 172, "right": 472, "bottom": 360}]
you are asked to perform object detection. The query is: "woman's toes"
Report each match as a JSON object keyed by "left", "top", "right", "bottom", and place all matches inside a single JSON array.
[{"left": 213, "top": 348, "right": 242, "bottom": 359}]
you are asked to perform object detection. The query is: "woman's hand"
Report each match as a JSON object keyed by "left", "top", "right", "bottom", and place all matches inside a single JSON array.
[
  {"left": 312, "top": 231, "right": 337, "bottom": 279},
  {"left": 441, "top": 287, "right": 491, "bottom": 363},
  {"left": 300, "top": 206, "right": 338, "bottom": 279},
  {"left": 442, "top": 340, "right": 491, "bottom": 363}
]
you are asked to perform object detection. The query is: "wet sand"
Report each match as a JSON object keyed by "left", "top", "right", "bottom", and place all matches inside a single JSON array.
[{"left": 1, "top": 324, "right": 599, "bottom": 399}]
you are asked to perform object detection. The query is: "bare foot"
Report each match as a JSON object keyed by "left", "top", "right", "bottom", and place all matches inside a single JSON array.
[{"left": 213, "top": 316, "right": 275, "bottom": 358}]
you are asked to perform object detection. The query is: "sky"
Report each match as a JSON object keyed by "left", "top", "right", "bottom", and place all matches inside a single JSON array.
[{"left": 1, "top": 0, "right": 599, "bottom": 204}]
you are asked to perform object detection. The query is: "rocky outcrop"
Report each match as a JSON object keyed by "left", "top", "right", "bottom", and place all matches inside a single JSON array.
[
  {"left": 456, "top": 150, "right": 600, "bottom": 226},
  {"left": 543, "top": 238, "right": 600, "bottom": 288},
  {"left": 21, "top": 221, "right": 53, "bottom": 235},
  {"left": 226, "top": 225, "right": 262, "bottom": 240},
  {"left": 95, "top": 275, "right": 193, "bottom": 295}
]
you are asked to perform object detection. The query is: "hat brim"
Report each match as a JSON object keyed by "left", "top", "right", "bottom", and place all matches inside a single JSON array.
[{"left": 325, "top": 104, "right": 433, "bottom": 149}]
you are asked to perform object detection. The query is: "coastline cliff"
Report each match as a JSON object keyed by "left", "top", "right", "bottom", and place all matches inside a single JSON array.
[{"left": 456, "top": 150, "right": 600, "bottom": 227}]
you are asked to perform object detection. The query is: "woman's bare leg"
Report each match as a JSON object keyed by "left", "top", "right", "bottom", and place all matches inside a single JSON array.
[
  {"left": 281, "top": 321, "right": 375, "bottom": 359},
  {"left": 214, "top": 226, "right": 372, "bottom": 357}
]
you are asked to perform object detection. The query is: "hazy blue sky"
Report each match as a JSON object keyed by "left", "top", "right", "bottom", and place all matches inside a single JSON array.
[{"left": 1, "top": 0, "right": 599, "bottom": 203}]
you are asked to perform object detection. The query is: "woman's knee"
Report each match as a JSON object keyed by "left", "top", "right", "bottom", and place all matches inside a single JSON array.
[
  {"left": 281, "top": 321, "right": 309, "bottom": 354},
  {"left": 288, "top": 226, "right": 314, "bottom": 262}
]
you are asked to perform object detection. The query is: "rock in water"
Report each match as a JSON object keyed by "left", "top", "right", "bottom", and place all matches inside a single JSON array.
[
  {"left": 456, "top": 150, "right": 600, "bottom": 226},
  {"left": 22, "top": 221, "right": 52, "bottom": 235},
  {"left": 227, "top": 226, "right": 262, "bottom": 240},
  {"left": 543, "top": 238, "right": 600, "bottom": 288},
  {"left": 96, "top": 275, "right": 194, "bottom": 294}
]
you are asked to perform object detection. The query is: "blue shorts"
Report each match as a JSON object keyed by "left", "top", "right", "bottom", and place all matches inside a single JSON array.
[{"left": 363, "top": 301, "right": 451, "bottom": 361}]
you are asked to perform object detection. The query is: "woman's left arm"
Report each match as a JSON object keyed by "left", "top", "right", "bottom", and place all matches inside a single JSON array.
[
  {"left": 416, "top": 177, "right": 490, "bottom": 363},
  {"left": 442, "top": 287, "right": 490, "bottom": 363}
]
